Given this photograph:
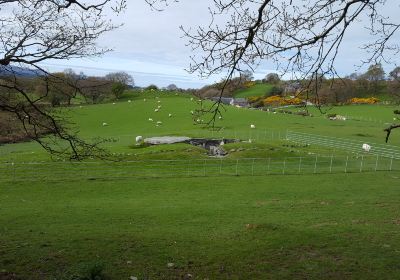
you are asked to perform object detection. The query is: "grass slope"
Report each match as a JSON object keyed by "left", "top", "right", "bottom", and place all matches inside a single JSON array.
[
  {"left": 1, "top": 91, "right": 400, "bottom": 279},
  {"left": 1, "top": 90, "right": 399, "bottom": 162},
  {"left": 1, "top": 172, "right": 400, "bottom": 279},
  {"left": 234, "top": 83, "right": 274, "bottom": 98}
]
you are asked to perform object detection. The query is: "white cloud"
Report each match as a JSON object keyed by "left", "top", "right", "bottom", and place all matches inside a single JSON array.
[{"left": 41, "top": 0, "right": 400, "bottom": 88}]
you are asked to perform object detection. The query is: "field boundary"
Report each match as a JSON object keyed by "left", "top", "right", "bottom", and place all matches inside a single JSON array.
[
  {"left": 0, "top": 155, "right": 398, "bottom": 182},
  {"left": 286, "top": 131, "right": 400, "bottom": 159}
]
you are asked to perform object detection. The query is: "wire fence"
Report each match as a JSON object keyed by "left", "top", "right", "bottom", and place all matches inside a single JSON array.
[
  {"left": 286, "top": 131, "right": 400, "bottom": 159},
  {"left": 0, "top": 155, "right": 398, "bottom": 183}
]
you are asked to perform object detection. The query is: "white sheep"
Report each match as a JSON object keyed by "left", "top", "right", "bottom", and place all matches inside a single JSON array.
[
  {"left": 362, "top": 143, "right": 371, "bottom": 152},
  {"left": 190, "top": 110, "right": 194, "bottom": 115},
  {"left": 218, "top": 116, "right": 222, "bottom": 120},
  {"left": 250, "top": 124, "right": 256, "bottom": 129},
  {"left": 156, "top": 121, "right": 162, "bottom": 126},
  {"left": 158, "top": 105, "right": 162, "bottom": 109},
  {"left": 102, "top": 122, "right": 108, "bottom": 126},
  {"left": 168, "top": 113, "right": 172, "bottom": 117},
  {"left": 112, "top": 102, "right": 116, "bottom": 105},
  {"left": 148, "top": 118, "right": 153, "bottom": 122},
  {"left": 157, "top": 100, "right": 161, "bottom": 103},
  {"left": 128, "top": 100, "right": 131, "bottom": 103},
  {"left": 135, "top": 136, "right": 143, "bottom": 145},
  {"left": 143, "top": 98, "right": 146, "bottom": 102},
  {"left": 154, "top": 108, "right": 159, "bottom": 112}
]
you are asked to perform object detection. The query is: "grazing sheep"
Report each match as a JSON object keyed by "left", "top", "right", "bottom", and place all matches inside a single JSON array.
[
  {"left": 156, "top": 121, "right": 162, "bottom": 126},
  {"left": 148, "top": 118, "right": 153, "bottom": 122},
  {"left": 218, "top": 116, "right": 222, "bottom": 120},
  {"left": 190, "top": 110, "right": 194, "bottom": 115},
  {"left": 168, "top": 113, "right": 172, "bottom": 117},
  {"left": 158, "top": 105, "right": 162, "bottom": 109},
  {"left": 102, "top": 122, "right": 108, "bottom": 126},
  {"left": 112, "top": 102, "right": 116, "bottom": 105},
  {"left": 190, "top": 97, "right": 194, "bottom": 101},
  {"left": 154, "top": 108, "right": 159, "bottom": 112},
  {"left": 157, "top": 100, "right": 161, "bottom": 103},
  {"left": 362, "top": 143, "right": 371, "bottom": 152},
  {"left": 128, "top": 100, "right": 131, "bottom": 103},
  {"left": 143, "top": 98, "right": 146, "bottom": 102},
  {"left": 250, "top": 124, "right": 256, "bottom": 129},
  {"left": 135, "top": 136, "right": 143, "bottom": 145}
]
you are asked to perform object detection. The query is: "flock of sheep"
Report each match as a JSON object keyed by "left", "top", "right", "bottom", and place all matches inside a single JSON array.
[{"left": 103, "top": 95, "right": 374, "bottom": 153}]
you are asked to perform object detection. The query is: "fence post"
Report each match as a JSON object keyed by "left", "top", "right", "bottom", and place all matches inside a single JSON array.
[
  {"left": 329, "top": 155, "right": 333, "bottom": 173},
  {"left": 251, "top": 159, "right": 255, "bottom": 176},
  {"left": 313, "top": 155, "right": 318, "bottom": 174},
  {"left": 282, "top": 158, "right": 286, "bottom": 175},
  {"left": 235, "top": 159, "right": 239, "bottom": 176},
  {"left": 374, "top": 155, "right": 379, "bottom": 172},
  {"left": 359, "top": 155, "right": 364, "bottom": 173},
  {"left": 345, "top": 156, "right": 349, "bottom": 173},
  {"left": 298, "top": 157, "right": 302, "bottom": 173},
  {"left": 390, "top": 156, "right": 394, "bottom": 171}
]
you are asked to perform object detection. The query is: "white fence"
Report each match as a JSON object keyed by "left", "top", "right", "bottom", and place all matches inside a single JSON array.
[
  {"left": 0, "top": 155, "right": 398, "bottom": 182},
  {"left": 286, "top": 131, "right": 400, "bottom": 159}
]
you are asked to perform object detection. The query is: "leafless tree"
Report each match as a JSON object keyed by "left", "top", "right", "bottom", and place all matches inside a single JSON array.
[
  {"left": 0, "top": 0, "right": 126, "bottom": 159},
  {"left": 178, "top": 0, "right": 399, "bottom": 139}
]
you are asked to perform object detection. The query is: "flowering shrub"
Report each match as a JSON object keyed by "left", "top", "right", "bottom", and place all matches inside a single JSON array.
[
  {"left": 349, "top": 97, "right": 379, "bottom": 104},
  {"left": 263, "top": 95, "right": 303, "bottom": 106},
  {"left": 263, "top": 95, "right": 284, "bottom": 105}
]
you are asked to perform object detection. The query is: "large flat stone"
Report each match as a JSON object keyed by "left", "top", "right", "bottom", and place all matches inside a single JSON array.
[{"left": 144, "top": 136, "right": 191, "bottom": 145}]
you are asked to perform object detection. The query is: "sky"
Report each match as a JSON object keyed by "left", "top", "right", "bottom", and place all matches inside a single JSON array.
[{"left": 39, "top": 0, "right": 400, "bottom": 89}]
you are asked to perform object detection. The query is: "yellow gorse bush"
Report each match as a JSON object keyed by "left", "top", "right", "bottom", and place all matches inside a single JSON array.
[
  {"left": 263, "top": 95, "right": 303, "bottom": 106},
  {"left": 349, "top": 97, "right": 379, "bottom": 104}
]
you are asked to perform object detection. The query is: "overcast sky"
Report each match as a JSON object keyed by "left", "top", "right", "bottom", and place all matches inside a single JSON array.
[{"left": 40, "top": 0, "right": 400, "bottom": 89}]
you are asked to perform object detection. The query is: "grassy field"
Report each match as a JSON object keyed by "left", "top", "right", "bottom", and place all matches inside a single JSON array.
[
  {"left": 234, "top": 83, "right": 274, "bottom": 98},
  {"left": 1, "top": 90, "right": 400, "bottom": 279},
  {"left": 1, "top": 90, "right": 399, "bottom": 162},
  {"left": 1, "top": 172, "right": 400, "bottom": 279}
]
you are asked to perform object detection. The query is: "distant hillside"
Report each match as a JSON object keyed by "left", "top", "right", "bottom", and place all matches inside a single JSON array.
[
  {"left": 0, "top": 65, "right": 44, "bottom": 78},
  {"left": 234, "top": 83, "right": 274, "bottom": 98}
]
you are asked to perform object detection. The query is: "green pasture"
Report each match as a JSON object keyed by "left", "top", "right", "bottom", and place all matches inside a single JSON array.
[
  {"left": 1, "top": 172, "right": 400, "bottom": 279},
  {"left": 1, "top": 90, "right": 399, "bottom": 163},
  {"left": 1, "top": 90, "right": 400, "bottom": 279},
  {"left": 234, "top": 83, "right": 274, "bottom": 98}
]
